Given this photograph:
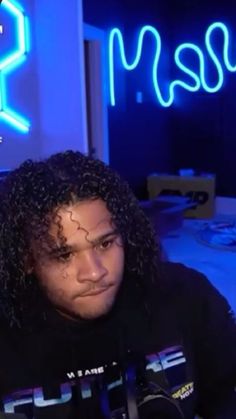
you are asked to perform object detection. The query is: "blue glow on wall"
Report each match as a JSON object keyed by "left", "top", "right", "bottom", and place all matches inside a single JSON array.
[
  {"left": 109, "top": 22, "right": 236, "bottom": 107},
  {"left": 0, "top": 0, "right": 30, "bottom": 133}
]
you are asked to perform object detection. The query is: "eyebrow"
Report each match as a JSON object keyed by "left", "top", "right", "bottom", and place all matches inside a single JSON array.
[
  {"left": 49, "top": 229, "right": 119, "bottom": 255},
  {"left": 90, "top": 229, "right": 119, "bottom": 246}
]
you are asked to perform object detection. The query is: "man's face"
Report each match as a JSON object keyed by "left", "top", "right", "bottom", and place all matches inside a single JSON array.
[{"left": 32, "top": 199, "right": 124, "bottom": 320}]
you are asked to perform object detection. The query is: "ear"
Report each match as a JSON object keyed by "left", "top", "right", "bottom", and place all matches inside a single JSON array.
[
  {"left": 24, "top": 253, "right": 34, "bottom": 275},
  {"left": 26, "top": 265, "right": 34, "bottom": 275}
]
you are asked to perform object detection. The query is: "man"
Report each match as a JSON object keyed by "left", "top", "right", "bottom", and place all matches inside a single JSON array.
[{"left": 0, "top": 150, "right": 235, "bottom": 419}]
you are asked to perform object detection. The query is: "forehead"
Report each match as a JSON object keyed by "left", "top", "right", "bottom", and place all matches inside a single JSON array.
[{"left": 50, "top": 199, "right": 113, "bottom": 243}]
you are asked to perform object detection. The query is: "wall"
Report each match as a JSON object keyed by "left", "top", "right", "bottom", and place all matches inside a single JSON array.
[
  {"left": 0, "top": 0, "right": 88, "bottom": 169},
  {"left": 168, "top": 0, "right": 236, "bottom": 196},
  {"left": 83, "top": 0, "right": 173, "bottom": 198},
  {"left": 84, "top": 0, "right": 236, "bottom": 198}
]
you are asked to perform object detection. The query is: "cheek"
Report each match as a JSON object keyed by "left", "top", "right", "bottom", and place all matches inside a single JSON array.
[
  {"left": 106, "top": 247, "right": 124, "bottom": 277},
  {"left": 38, "top": 269, "right": 73, "bottom": 307},
  {"left": 35, "top": 262, "right": 72, "bottom": 291}
]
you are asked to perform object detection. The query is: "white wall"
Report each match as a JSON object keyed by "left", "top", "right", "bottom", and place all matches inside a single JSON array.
[
  {"left": 0, "top": 0, "right": 88, "bottom": 169},
  {"left": 34, "top": 0, "right": 88, "bottom": 158}
]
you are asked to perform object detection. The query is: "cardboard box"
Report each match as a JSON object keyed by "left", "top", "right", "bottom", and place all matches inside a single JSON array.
[{"left": 147, "top": 173, "right": 215, "bottom": 218}]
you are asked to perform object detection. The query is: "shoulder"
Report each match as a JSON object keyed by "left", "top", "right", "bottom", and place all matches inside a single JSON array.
[
  {"left": 155, "top": 263, "right": 236, "bottom": 415},
  {"left": 158, "top": 261, "right": 229, "bottom": 302},
  {"left": 158, "top": 261, "right": 218, "bottom": 300},
  {"left": 153, "top": 261, "right": 235, "bottom": 328},
  {"left": 157, "top": 261, "right": 236, "bottom": 339}
]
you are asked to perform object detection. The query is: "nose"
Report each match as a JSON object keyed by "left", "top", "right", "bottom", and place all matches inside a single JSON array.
[{"left": 76, "top": 249, "right": 108, "bottom": 283}]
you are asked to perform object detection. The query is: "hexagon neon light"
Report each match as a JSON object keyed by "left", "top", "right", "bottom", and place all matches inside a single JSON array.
[{"left": 0, "top": 0, "right": 30, "bottom": 133}]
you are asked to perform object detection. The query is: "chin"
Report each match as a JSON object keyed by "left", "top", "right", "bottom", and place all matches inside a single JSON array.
[
  {"left": 75, "top": 300, "right": 115, "bottom": 320},
  {"left": 78, "top": 306, "right": 112, "bottom": 320},
  {"left": 72, "top": 288, "right": 119, "bottom": 320}
]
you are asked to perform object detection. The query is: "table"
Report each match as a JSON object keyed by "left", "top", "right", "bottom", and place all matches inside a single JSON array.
[{"left": 162, "top": 197, "right": 236, "bottom": 312}]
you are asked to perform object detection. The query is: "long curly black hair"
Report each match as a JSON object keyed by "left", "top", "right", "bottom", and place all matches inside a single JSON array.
[{"left": 0, "top": 150, "right": 160, "bottom": 328}]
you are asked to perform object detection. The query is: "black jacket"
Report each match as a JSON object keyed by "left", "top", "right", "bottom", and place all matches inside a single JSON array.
[{"left": 0, "top": 262, "right": 235, "bottom": 419}]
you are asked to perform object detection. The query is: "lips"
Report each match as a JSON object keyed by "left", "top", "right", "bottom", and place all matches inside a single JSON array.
[{"left": 79, "top": 287, "right": 110, "bottom": 297}]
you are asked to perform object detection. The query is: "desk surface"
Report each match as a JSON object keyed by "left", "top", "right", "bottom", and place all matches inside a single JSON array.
[{"left": 162, "top": 197, "right": 236, "bottom": 312}]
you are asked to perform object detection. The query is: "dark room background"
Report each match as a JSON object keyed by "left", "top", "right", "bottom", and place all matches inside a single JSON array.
[{"left": 83, "top": 0, "right": 236, "bottom": 199}]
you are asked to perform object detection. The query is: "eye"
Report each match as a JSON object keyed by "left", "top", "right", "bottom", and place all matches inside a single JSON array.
[
  {"left": 57, "top": 251, "right": 74, "bottom": 262},
  {"left": 98, "top": 238, "right": 114, "bottom": 251}
]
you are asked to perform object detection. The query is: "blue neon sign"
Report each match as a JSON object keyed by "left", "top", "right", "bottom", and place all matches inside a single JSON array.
[
  {"left": 109, "top": 22, "right": 236, "bottom": 107},
  {"left": 0, "top": 0, "right": 30, "bottom": 133}
]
